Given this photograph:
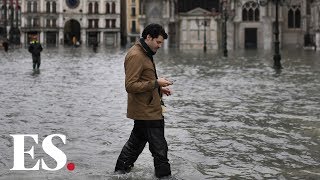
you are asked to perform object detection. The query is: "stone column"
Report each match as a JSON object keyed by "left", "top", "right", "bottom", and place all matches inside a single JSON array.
[
  {"left": 263, "top": 17, "right": 272, "bottom": 50},
  {"left": 40, "top": 31, "right": 44, "bottom": 43},
  {"left": 59, "top": 29, "right": 64, "bottom": 44},
  {"left": 21, "top": 33, "right": 25, "bottom": 46},
  {"left": 227, "top": 20, "right": 234, "bottom": 50},
  {"left": 81, "top": 29, "right": 86, "bottom": 45},
  {"left": 316, "top": 32, "right": 320, "bottom": 50},
  {"left": 164, "top": 23, "right": 168, "bottom": 49},
  {"left": 100, "top": 31, "right": 104, "bottom": 44}
]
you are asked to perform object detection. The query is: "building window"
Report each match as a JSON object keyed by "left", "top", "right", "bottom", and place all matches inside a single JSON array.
[
  {"left": 112, "top": 2, "right": 116, "bottom": 13},
  {"left": 17, "top": 6, "right": 21, "bottom": 25},
  {"left": 94, "top": 19, "right": 99, "bottom": 28},
  {"left": 106, "top": 19, "right": 110, "bottom": 28},
  {"left": 242, "top": 1, "right": 259, "bottom": 21},
  {"left": 131, "top": 20, "right": 136, "bottom": 33},
  {"left": 52, "top": 2, "right": 56, "bottom": 13},
  {"left": 106, "top": 3, "right": 110, "bottom": 14},
  {"left": 46, "top": 2, "right": 50, "bottom": 13},
  {"left": 9, "top": 6, "right": 13, "bottom": 21},
  {"left": 33, "top": 1, "right": 37, "bottom": 13},
  {"left": 52, "top": 19, "right": 57, "bottom": 27},
  {"left": 94, "top": 2, "right": 99, "bottom": 14},
  {"left": 88, "top": 19, "right": 93, "bottom": 28},
  {"left": 288, "top": 5, "right": 301, "bottom": 29},
  {"left": 27, "top": 18, "right": 32, "bottom": 27},
  {"left": 111, "top": 19, "right": 115, "bottom": 28},
  {"left": 88, "top": 3, "right": 93, "bottom": 14},
  {"left": 46, "top": 19, "right": 51, "bottom": 27},
  {"left": 27, "top": 2, "right": 32, "bottom": 12},
  {"left": 131, "top": 7, "right": 135, "bottom": 16},
  {"left": 33, "top": 18, "right": 39, "bottom": 27}
]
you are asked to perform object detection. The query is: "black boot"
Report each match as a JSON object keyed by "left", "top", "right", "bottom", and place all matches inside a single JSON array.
[
  {"left": 114, "top": 159, "right": 134, "bottom": 174},
  {"left": 155, "top": 161, "right": 171, "bottom": 178}
]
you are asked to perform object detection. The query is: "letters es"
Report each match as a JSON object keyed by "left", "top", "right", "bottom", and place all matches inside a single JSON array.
[{"left": 10, "top": 134, "right": 67, "bottom": 171}]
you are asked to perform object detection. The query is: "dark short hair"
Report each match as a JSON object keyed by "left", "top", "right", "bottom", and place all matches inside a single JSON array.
[{"left": 141, "top": 23, "right": 168, "bottom": 39}]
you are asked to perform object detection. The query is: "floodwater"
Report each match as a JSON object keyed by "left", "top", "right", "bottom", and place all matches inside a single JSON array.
[{"left": 0, "top": 46, "right": 320, "bottom": 179}]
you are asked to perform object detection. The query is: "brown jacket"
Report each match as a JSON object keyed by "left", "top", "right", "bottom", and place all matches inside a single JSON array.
[{"left": 124, "top": 41, "right": 163, "bottom": 120}]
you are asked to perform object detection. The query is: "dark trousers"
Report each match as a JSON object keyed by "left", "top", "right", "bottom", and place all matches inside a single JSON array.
[
  {"left": 115, "top": 120, "right": 171, "bottom": 178},
  {"left": 32, "top": 55, "right": 41, "bottom": 69}
]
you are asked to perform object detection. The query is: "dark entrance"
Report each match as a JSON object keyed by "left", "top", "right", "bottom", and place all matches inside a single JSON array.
[
  {"left": 88, "top": 32, "right": 98, "bottom": 45},
  {"left": 245, "top": 28, "right": 257, "bottom": 49},
  {"left": 9, "top": 28, "right": 20, "bottom": 44},
  {"left": 46, "top": 32, "right": 57, "bottom": 46},
  {"left": 0, "top": 27, "right": 7, "bottom": 38},
  {"left": 64, "top": 19, "right": 81, "bottom": 45}
]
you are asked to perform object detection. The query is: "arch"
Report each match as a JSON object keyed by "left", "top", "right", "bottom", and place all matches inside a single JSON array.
[
  {"left": 248, "top": 8, "right": 254, "bottom": 21},
  {"left": 295, "top": 9, "right": 301, "bottom": 28},
  {"left": 288, "top": 9, "right": 294, "bottom": 28},
  {"left": 106, "top": 3, "right": 110, "bottom": 14},
  {"left": 254, "top": 8, "right": 259, "bottom": 21},
  {"left": 27, "top": 2, "right": 32, "bottom": 12},
  {"left": 242, "top": 1, "right": 259, "bottom": 22},
  {"left": 46, "top": 2, "right": 50, "bottom": 13},
  {"left": 242, "top": 9, "right": 248, "bottom": 21},
  {"left": 52, "top": 2, "right": 57, "bottom": 13},
  {"left": 88, "top": 3, "right": 93, "bottom": 14},
  {"left": 64, "top": 19, "right": 81, "bottom": 45},
  {"left": 94, "top": 2, "right": 99, "bottom": 14},
  {"left": 112, "top": 2, "right": 116, "bottom": 13},
  {"left": 288, "top": 5, "right": 301, "bottom": 29},
  {"left": 33, "top": 2, "right": 37, "bottom": 13}
]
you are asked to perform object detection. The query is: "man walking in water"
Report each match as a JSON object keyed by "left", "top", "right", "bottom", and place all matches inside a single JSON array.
[
  {"left": 28, "top": 36, "right": 43, "bottom": 70},
  {"left": 114, "top": 23, "right": 173, "bottom": 178}
]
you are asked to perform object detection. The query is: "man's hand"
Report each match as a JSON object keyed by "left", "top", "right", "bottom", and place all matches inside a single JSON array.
[
  {"left": 161, "top": 87, "right": 172, "bottom": 96},
  {"left": 157, "top": 77, "right": 173, "bottom": 87}
]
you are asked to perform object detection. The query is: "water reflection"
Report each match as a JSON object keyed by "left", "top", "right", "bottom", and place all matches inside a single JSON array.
[{"left": 0, "top": 47, "right": 319, "bottom": 179}]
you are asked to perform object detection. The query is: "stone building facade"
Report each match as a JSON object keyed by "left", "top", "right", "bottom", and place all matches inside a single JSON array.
[
  {"left": 1, "top": 0, "right": 317, "bottom": 50},
  {"left": 136, "top": 0, "right": 220, "bottom": 50},
  {"left": 310, "top": 0, "right": 320, "bottom": 49},
  {"left": 20, "top": 0, "right": 121, "bottom": 47},
  {"left": 0, "top": 0, "right": 22, "bottom": 44},
  {"left": 178, "top": 7, "right": 218, "bottom": 50},
  {"left": 125, "top": 0, "right": 141, "bottom": 44},
  {"left": 225, "top": 0, "right": 312, "bottom": 50}
]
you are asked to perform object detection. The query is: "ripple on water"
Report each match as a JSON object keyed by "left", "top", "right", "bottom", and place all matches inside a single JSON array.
[{"left": 0, "top": 48, "right": 320, "bottom": 179}]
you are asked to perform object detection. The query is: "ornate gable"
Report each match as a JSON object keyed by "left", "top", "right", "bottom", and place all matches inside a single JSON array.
[{"left": 186, "top": 7, "right": 211, "bottom": 16}]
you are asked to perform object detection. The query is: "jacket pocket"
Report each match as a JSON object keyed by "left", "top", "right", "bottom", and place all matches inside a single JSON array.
[
  {"left": 148, "top": 95, "right": 154, "bottom": 105},
  {"left": 134, "top": 92, "right": 152, "bottom": 106}
]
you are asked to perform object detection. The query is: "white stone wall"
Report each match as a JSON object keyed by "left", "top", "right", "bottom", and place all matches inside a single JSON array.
[
  {"left": 20, "top": 0, "right": 121, "bottom": 46},
  {"left": 178, "top": 7, "right": 218, "bottom": 50}
]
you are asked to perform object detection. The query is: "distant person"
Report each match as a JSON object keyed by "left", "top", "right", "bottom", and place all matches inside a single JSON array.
[
  {"left": 28, "top": 39, "right": 43, "bottom": 70},
  {"left": 114, "top": 23, "right": 173, "bottom": 178},
  {"left": 2, "top": 39, "right": 9, "bottom": 52},
  {"left": 92, "top": 41, "right": 98, "bottom": 52},
  {"left": 72, "top": 36, "right": 77, "bottom": 47}
]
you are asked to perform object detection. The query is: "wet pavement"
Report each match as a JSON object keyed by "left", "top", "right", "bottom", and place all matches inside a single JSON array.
[{"left": 0, "top": 46, "right": 320, "bottom": 179}]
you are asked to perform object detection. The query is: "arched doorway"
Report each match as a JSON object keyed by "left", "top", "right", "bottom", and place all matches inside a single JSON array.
[{"left": 64, "top": 19, "right": 81, "bottom": 45}]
